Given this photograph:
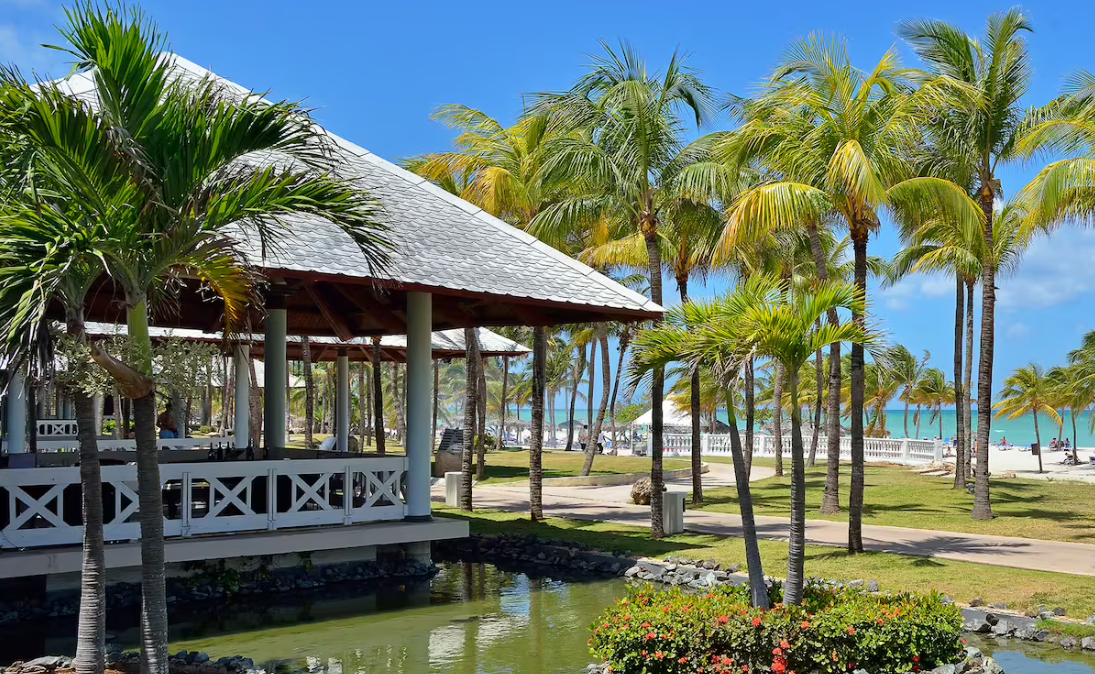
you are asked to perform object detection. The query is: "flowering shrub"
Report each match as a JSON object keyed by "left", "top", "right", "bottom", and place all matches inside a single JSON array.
[{"left": 589, "top": 584, "right": 963, "bottom": 674}]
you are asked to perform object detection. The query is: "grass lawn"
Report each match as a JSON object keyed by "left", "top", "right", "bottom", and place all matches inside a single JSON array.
[
  {"left": 695, "top": 461, "right": 1095, "bottom": 543},
  {"left": 471, "top": 450, "right": 689, "bottom": 484},
  {"left": 437, "top": 507, "right": 1095, "bottom": 618}
]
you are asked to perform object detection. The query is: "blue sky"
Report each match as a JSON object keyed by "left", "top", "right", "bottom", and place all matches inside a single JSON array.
[{"left": 3, "top": 0, "right": 1094, "bottom": 405}]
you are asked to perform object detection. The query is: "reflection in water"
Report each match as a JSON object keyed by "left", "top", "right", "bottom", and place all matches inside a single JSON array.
[{"left": 6, "top": 565, "right": 1094, "bottom": 674}]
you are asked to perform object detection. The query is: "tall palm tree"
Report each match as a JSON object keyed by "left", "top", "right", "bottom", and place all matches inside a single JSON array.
[
  {"left": 371, "top": 338, "right": 386, "bottom": 454},
  {"left": 460, "top": 328, "right": 479, "bottom": 510},
  {"left": 995, "top": 364, "right": 1060, "bottom": 473},
  {"left": 899, "top": 8, "right": 1033, "bottom": 520},
  {"left": 530, "top": 42, "right": 715, "bottom": 537},
  {"left": 889, "top": 203, "right": 1034, "bottom": 484},
  {"left": 301, "top": 337, "right": 315, "bottom": 446},
  {"left": 917, "top": 368, "right": 956, "bottom": 440},
  {"left": 0, "top": 184, "right": 109, "bottom": 674},
  {"left": 530, "top": 328, "right": 547, "bottom": 521},
  {"left": 1048, "top": 364, "right": 1091, "bottom": 461},
  {"left": 408, "top": 107, "right": 565, "bottom": 517},
  {"left": 884, "top": 346, "right": 931, "bottom": 440},
  {"left": 0, "top": 9, "right": 391, "bottom": 672},
  {"left": 716, "top": 34, "right": 982, "bottom": 549}
]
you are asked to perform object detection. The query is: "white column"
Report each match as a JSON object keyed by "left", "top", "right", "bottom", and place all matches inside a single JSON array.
[
  {"left": 405, "top": 292, "right": 433, "bottom": 519},
  {"left": 336, "top": 348, "right": 350, "bottom": 453},
  {"left": 264, "top": 293, "right": 288, "bottom": 450},
  {"left": 233, "top": 344, "right": 251, "bottom": 448},
  {"left": 6, "top": 366, "right": 27, "bottom": 454}
]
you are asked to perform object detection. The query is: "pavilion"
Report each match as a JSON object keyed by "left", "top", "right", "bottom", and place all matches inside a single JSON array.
[{"left": 0, "top": 55, "right": 661, "bottom": 583}]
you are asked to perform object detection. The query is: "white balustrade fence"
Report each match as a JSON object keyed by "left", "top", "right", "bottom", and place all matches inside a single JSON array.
[
  {"left": 0, "top": 456, "right": 407, "bottom": 549},
  {"left": 658, "top": 432, "right": 943, "bottom": 466},
  {"left": 37, "top": 420, "right": 79, "bottom": 438},
  {"left": 3, "top": 437, "right": 234, "bottom": 454}
]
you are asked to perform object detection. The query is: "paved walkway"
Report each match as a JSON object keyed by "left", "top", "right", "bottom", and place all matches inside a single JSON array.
[{"left": 437, "top": 463, "right": 1095, "bottom": 577}]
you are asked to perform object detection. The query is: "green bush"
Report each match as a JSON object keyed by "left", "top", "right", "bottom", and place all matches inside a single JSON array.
[{"left": 590, "top": 584, "right": 963, "bottom": 674}]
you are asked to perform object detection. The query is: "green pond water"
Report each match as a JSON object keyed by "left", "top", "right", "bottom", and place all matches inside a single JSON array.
[{"left": 8, "top": 563, "right": 1095, "bottom": 674}]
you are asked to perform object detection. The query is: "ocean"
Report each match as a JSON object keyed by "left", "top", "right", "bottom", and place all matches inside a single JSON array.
[{"left": 512, "top": 408, "right": 1094, "bottom": 448}]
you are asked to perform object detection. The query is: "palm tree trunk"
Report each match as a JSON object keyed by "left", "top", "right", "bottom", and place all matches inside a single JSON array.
[
  {"left": 809, "top": 221, "right": 843, "bottom": 515},
  {"left": 432, "top": 360, "right": 440, "bottom": 443},
  {"left": 248, "top": 358, "right": 262, "bottom": 448},
  {"left": 476, "top": 352, "right": 487, "bottom": 480},
  {"left": 645, "top": 230, "right": 666, "bottom": 539},
  {"left": 371, "top": 339, "right": 386, "bottom": 455},
  {"left": 973, "top": 191, "right": 995, "bottom": 520},
  {"left": 848, "top": 225, "right": 869, "bottom": 552},
  {"left": 1033, "top": 409, "right": 1044, "bottom": 473},
  {"left": 964, "top": 280, "right": 975, "bottom": 480},
  {"left": 68, "top": 310, "right": 105, "bottom": 674},
  {"left": 785, "top": 372, "right": 807, "bottom": 605},
  {"left": 772, "top": 364, "right": 784, "bottom": 477},
  {"left": 125, "top": 297, "right": 168, "bottom": 674},
  {"left": 916, "top": 405, "right": 922, "bottom": 438},
  {"left": 530, "top": 328, "right": 547, "bottom": 521},
  {"left": 809, "top": 345, "right": 822, "bottom": 468},
  {"left": 587, "top": 337, "right": 596, "bottom": 445},
  {"left": 954, "top": 275, "right": 966, "bottom": 489},
  {"left": 609, "top": 330, "right": 630, "bottom": 451},
  {"left": 357, "top": 363, "right": 367, "bottom": 451},
  {"left": 724, "top": 389, "right": 768, "bottom": 609},
  {"left": 679, "top": 278, "right": 704, "bottom": 503},
  {"left": 745, "top": 358, "right": 756, "bottom": 477},
  {"left": 499, "top": 357, "right": 509, "bottom": 450},
  {"left": 1072, "top": 410, "right": 1080, "bottom": 462},
  {"left": 302, "top": 336, "right": 314, "bottom": 448},
  {"left": 565, "top": 347, "right": 581, "bottom": 451},
  {"left": 461, "top": 328, "right": 478, "bottom": 510},
  {"left": 394, "top": 364, "right": 408, "bottom": 447},
  {"left": 582, "top": 325, "right": 611, "bottom": 477}
]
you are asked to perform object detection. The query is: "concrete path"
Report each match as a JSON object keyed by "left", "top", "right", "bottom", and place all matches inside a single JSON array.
[{"left": 437, "top": 462, "right": 1095, "bottom": 577}]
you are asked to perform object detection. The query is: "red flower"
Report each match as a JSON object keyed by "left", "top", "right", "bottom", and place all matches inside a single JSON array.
[
  {"left": 877, "top": 618, "right": 885, "bottom": 626},
  {"left": 679, "top": 657, "right": 689, "bottom": 664},
  {"left": 654, "top": 651, "right": 665, "bottom": 660},
  {"left": 718, "top": 615, "right": 730, "bottom": 624},
  {"left": 641, "top": 621, "right": 652, "bottom": 628},
  {"left": 913, "top": 656, "right": 920, "bottom": 663},
  {"left": 645, "top": 632, "right": 657, "bottom": 641},
  {"left": 846, "top": 626, "right": 856, "bottom": 635},
  {"left": 722, "top": 657, "right": 733, "bottom": 666},
  {"left": 780, "top": 640, "right": 791, "bottom": 650},
  {"left": 832, "top": 653, "right": 840, "bottom": 662},
  {"left": 913, "top": 667, "right": 920, "bottom": 673},
  {"left": 801, "top": 621, "right": 811, "bottom": 629},
  {"left": 773, "top": 648, "right": 783, "bottom": 656},
  {"left": 752, "top": 617, "right": 763, "bottom": 628},
  {"left": 641, "top": 651, "right": 647, "bottom": 656},
  {"left": 772, "top": 660, "right": 786, "bottom": 674}
]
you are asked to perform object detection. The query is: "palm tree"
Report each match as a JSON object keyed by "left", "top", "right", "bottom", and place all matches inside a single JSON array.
[
  {"left": 530, "top": 328, "right": 547, "bottom": 521},
  {"left": 0, "top": 181, "right": 108, "bottom": 674},
  {"left": 995, "top": 364, "right": 1060, "bottom": 473},
  {"left": 530, "top": 42, "right": 715, "bottom": 538},
  {"left": 885, "top": 346, "right": 931, "bottom": 439},
  {"left": 460, "top": 328, "right": 479, "bottom": 510},
  {"left": 636, "top": 274, "right": 872, "bottom": 605},
  {"left": 1048, "top": 364, "right": 1091, "bottom": 461},
  {"left": 917, "top": 368, "right": 956, "bottom": 440},
  {"left": 899, "top": 8, "right": 1033, "bottom": 520},
  {"left": 371, "top": 338, "right": 386, "bottom": 454},
  {"left": 0, "top": 9, "right": 391, "bottom": 672},
  {"left": 716, "top": 34, "right": 982, "bottom": 549},
  {"left": 301, "top": 337, "right": 315, "bottom": 447}
]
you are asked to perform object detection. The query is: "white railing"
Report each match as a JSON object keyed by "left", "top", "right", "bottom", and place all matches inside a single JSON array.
[
  {"left": 0, "top": 456, "right": 407, "bottom": 549},
  {"left": 3, "top": 437, "right": 234, "bottom": 454},
  {"left": 37, "top": 419, "right": 80, "bottom": 437},
  {"left": 660, "top": 432, "right": 944, "bottom": 466}
]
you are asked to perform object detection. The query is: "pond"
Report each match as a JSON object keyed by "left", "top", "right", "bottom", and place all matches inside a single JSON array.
[{"left": 4, "top": 563, "right": 1095, "bottom": 674}]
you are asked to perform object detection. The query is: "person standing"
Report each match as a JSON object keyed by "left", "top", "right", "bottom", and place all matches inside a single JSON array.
[{"left": 157, "top": 402, "right": 179, "bottom": 439}]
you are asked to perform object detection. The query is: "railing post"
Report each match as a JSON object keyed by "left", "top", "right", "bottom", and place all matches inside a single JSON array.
[
  {"left": 181, "top": 472, "right": 192, "bottom": 537},
  {"left": 900, "top": 439, "right": 910, "bottom": 465},
  {"left": 647, "top": 432, "right": 653, "bottom": 457},
  {"left": 343, "top": 464, "right": 354, "bottom": 524},
  {"left": 267, "top": 467, "right": 278, "bottom": 531},
  {"left": 701, "top": 433, "right": 710, "bottom": 456},
  {"left": 933, "top": 438, "right": 944, "bottom": 463}
]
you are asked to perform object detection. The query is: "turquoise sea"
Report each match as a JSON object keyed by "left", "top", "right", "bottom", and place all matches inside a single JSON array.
[{"left": 512, "top": 408, "right": 1095, "bottom": 448}]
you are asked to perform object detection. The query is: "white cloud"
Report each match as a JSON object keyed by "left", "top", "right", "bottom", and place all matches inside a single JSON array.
[
  {"left": 878, "top": 273, "right": 955, "bottom": 312},
  {"left": 997, "top": 228, "right": 1095, "bottom": 311},
  {"left": 1005, "top": 322, "right": 1031, "bottom": 341}
]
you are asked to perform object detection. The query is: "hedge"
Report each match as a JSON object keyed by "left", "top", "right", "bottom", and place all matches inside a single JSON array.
[{"left": 589, "top": 583, "right": 964, "bottom": 674}]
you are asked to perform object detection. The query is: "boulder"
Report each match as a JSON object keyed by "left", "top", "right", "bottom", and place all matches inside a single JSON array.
[
  {"left": 1031, "top": 629, "right": 1049, "bottom": 642},
  {"left": 1061, "top": 636, "right": 1079, "bottom": 649},
  {"left": 1082, "top": 636, "right": 1095, "bottom": 651},
  {"left": 866, "top": 580, "right": 880, "bottom": 593},
  {"left": 931, "top": 664, "right": 956, "bottom": 674},
  {"left": 631, "top": 478, "right": 653, "bottom": 505},
  {"left": 623, "top": 565, "right": 641, "bottom": 578},
  {"left": 970, "top": 598, "right": 985, "bottom": 607},
  {"left": 1054, "top": 607, "right": 1067, "bottom": 616},
  {"left": 984, "top": 613, "right": 999, "bottom": 626},
  {"left": 990, "top": 619, "right": 1012, "bottom": 636}
]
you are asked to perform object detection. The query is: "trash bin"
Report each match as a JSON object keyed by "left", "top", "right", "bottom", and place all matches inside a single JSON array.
[
  {"left": 664, "top": 492, "right": 686, "bottom": 535},
  {"left": 1031, "top": 442, "right": 1040, "bottom": 456},
  {"left": 445, "top": 471, "right": 462, "bottom": 507}
]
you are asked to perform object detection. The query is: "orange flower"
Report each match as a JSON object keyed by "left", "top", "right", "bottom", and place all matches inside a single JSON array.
[
  {"left": 654, "top": 651, "right": 665, "bottom": 660},
  {"left": 780, "top": 640, "right": 791, "bottom": 650},
  {"left": 679, "top": 657, "right": 689, "bottom": 664},
  {"left": 773, "top": 648, "right": 783, "bottom": 656},
  {"left": 801, "top": 621, "right": 811, "bottom": 629},
  {"left": 645, "top": 632, "right": 657, "bottom": 641},
  {"left": 641, "top": 621, "right": 652, "bottom": 628},
  {"left": 846, "top": 626, "right": 856, "bottom": 635},
  {"left": 752, "top": 617, "right": 763, "bottom": 628},
  {"left": 718, "top": 615, "right": 730, "bottom": 624}
]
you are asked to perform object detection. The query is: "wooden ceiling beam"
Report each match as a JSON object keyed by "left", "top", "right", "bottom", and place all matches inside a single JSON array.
[
  {"left": 330, "top": 284, "right": 407, "bottom": 334},
  {"left": 304, "top": 282, "right": 355, "bottom": 342}
]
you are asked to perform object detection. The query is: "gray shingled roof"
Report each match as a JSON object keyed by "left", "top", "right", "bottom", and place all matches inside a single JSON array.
[{"left": 54, "top": 56, "right": 662, "bottom": 317}]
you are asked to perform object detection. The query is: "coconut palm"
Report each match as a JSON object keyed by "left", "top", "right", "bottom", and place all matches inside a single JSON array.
[
  {"left": 0, "top": 8, "right": 391, "bottom": 672},
  {"left": 995, "top": 364, "right": 1060, "bottom": 473},
  {"left": 1047, "top": 364, "right": 1091, "bottom": 462},
  {"left": 884, "top": 346, "right": 931, "bottom": 439},
  {"left": 917, "top": 368, "right": 956, "bottom": 440},
  {"left": 408, "top": 106, "right": 566, "bottom": 518},
  {"left": 716, "top": 34, "right": 981, "bottom": 550},
  {"left": 889, "top": 203, "right": 1034, "bottom": 484},
  {"left": 635, "top": 273, "right": 872, "bottom": 605},
  {"left": 899, "top": 8, "right": 1033, "bottom": 520},
  {"left": 529, "top": 42, "right": 716, "bottom": 537}
]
